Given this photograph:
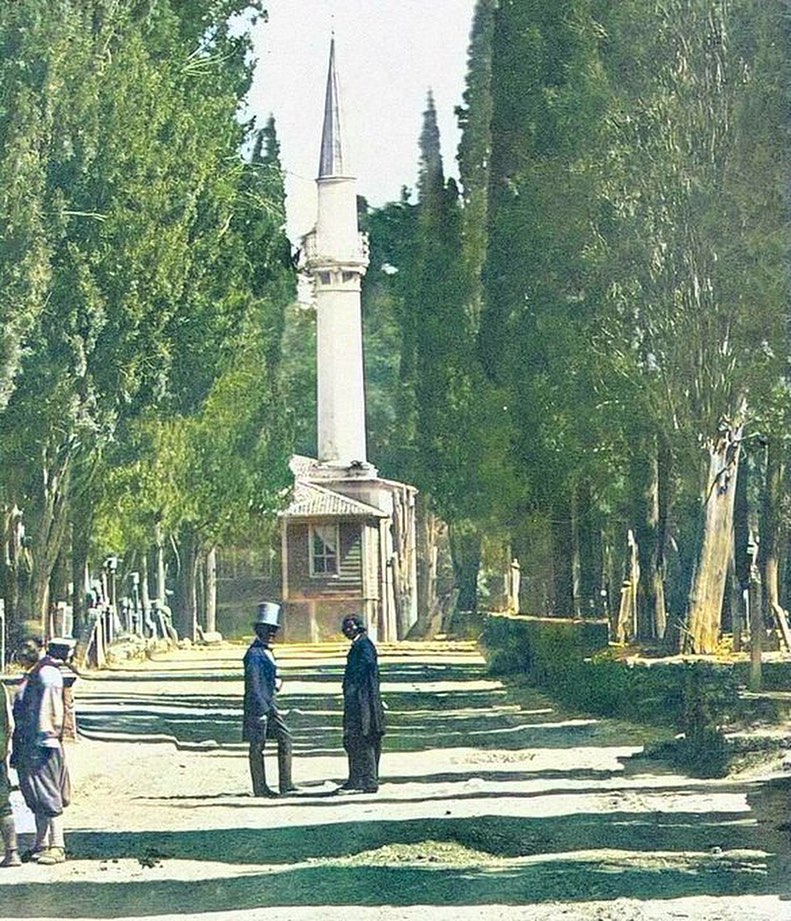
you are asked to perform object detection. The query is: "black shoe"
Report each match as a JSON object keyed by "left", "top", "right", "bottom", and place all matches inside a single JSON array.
[
  {"left": 338, "top": 781, "right": 360, "bottom": 791},
  {"left": 361, "top": 785, "right": 379, "bottom": 794},
  {"left": 20, "top": 848, "right": 44, "bottom": 863},
  {"left": 280, "top": 785, "right": 299, "bottom": 795},
  {"left": 253, "top": 787, "right": 279, "bottom": 798}
]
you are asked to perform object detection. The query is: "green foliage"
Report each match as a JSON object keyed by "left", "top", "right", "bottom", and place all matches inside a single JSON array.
[
  {"left": 456, "top": 0, "right": 496, "bottom": 333},
  {"left": 450, "top": 0, "right": 791, "bottom": 631},
  {"left": 0, "top": 1, "right": 294, "bottom": 630},
  {"left": 480, "top": 614, "right": 743, "bottom": 777},
  {"left": 369, "top": 94, "right": 507, "bottom": 527}
]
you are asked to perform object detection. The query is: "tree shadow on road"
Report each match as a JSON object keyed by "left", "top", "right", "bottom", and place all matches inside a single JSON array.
[
  {"left": 39, "top": 807, "right": 778, "bottom": 864},
  {"left": 0, "top": 814, "right": 782, "bottom": 919},
  {"left": 74, "top": 686, "right": 645, "bottom": 753}
]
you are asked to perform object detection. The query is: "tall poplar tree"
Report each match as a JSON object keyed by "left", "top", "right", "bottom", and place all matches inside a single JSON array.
[
  {"left": 599, "top": 0, "right": 791, "bottom": 651},
  {"left": 479, "top": 0, "right": 614, "bottom": 615}
]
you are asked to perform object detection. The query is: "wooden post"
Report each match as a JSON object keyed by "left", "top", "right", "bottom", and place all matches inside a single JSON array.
[
  {"left": 748, "top": 540, "right": 762, "bottom": 692},
  {"left": 615, "top": 580, "right": 632, "bottom": 645}
]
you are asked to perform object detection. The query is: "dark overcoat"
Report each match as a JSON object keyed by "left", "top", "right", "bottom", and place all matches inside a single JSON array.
[
  {"left": 242, "top": 639, "right": 277, "bottom": 742},
  {"left": 343, "top": 634, "right": 385, "bottom": 738}
]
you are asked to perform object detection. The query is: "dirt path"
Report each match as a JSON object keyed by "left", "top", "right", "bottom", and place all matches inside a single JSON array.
[{"left": 1, "top": 640, "right": 791, "bottom": 920}]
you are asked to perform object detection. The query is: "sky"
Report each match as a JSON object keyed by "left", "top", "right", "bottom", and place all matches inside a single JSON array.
[{"left": 245, "top": 0, "right": 476, "bottom": 242}]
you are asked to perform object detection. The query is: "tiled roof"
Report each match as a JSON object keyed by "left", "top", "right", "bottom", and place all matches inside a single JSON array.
[
  {"left": 280, "top": 479, "right": 387, "bottom": 520},
  {"left": 289, "top": 454, "right": 320, "bottom": 478}
]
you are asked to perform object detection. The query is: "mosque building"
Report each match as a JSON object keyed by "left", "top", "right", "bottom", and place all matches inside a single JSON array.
[{"left": 279, "top": 38, "right": 418, "bottom": 643}]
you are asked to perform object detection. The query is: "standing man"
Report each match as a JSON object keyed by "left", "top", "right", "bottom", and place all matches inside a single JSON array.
[
  {"left": 242, "top": 602, "right": 296, "bottom": 797},
  {"left": 339, "top": 615, "right": 385, "bottom": 794},
  {"left": 11, "top": 638, "right": 71, "bottom": 865},
  {"left": 0, "top": 681, "right": 20, "bottom": 868}
]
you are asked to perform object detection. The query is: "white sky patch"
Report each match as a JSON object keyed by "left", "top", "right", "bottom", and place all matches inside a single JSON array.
[{"left": 245, "top": 0, "right": 476, "bottom": 241}]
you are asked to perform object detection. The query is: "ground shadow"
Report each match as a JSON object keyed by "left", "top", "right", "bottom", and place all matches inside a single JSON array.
[
  {"left": 7, "top": 654, "right": 787, "bottom": 917},
  {"left": 75, "top": 688, "right": 634, "bottom": 753},
  {"left": 0, "top": 833, "right": 779, "bottom": 919},
  {"left": 53, "top": 809, "right": 772, "bottom": 865}
]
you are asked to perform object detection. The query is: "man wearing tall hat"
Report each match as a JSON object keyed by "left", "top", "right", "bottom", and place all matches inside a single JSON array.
[{"left": 242, "top": 602, "right": 296, "bottom": 797}]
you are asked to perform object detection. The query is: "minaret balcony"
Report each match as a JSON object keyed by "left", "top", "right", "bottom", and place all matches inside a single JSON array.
[{"left": 302, "top": 230, "right": 370, "bottom": 273}]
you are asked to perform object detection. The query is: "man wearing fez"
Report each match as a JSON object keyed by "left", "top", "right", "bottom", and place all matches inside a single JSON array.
[
  {"left": 338, "top": 615, "right": 385, "bottom": 794},
  {"left": 11, "top": 638, "right": 71, "bottom": 864},
  {"left": 242, "top": 602, "right": 296, "bottom": 797}
]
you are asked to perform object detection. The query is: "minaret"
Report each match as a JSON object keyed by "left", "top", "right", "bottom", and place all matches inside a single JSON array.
[{"left": 304, "top": 37, "right": 370, "bottom": 467}]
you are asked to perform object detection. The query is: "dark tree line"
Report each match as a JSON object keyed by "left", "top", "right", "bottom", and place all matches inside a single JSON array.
[{"left": 361, "top": 0, "right": 791, "bottom": 655}]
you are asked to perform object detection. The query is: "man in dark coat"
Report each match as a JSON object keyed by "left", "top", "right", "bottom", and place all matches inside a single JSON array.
[
  {"left": 339, "top": 615, "right": 385, "bottom": 793},
  {"left": 242, "top": 603, "right": 296, "bottom": 797}
]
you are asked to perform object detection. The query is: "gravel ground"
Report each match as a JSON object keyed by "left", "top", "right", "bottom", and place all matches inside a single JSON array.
[{"left": 1, "top": 640, "right": 790, "bottom": 921}]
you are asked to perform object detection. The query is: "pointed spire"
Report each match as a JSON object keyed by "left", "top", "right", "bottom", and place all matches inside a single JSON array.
[{"left": 318, "top": 37, "right": 346, "bottom": 178}]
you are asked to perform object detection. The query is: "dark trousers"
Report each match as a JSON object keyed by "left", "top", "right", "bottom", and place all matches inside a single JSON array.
[
  {"left": 343, "top": 733, "right": 382, "bottom": 790},
  {"left": 17, "top": 747, "right": 71, "bottom": 818},
  {"left": 247, "top": 708, "right": 293, "bottom": 795}
]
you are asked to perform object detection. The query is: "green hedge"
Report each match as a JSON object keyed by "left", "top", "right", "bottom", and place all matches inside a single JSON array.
[{"left": 479, "top": 612, "right": 744, "bottom": 777}]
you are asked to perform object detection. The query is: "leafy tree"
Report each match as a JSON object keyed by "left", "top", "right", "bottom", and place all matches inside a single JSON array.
[
  {"left": 94, "top": 113, "right": 295, "bottom": 638},
  {"left": 598, "top": 0, "right": 791, "bottom": 651},
  {"left": 0, "top": 1, "right": 291, "bottom": 643},
  {"left": 479, "top": 0, "right": 616, "bottom": 615},
  {"left": 456, "top": 0, "right": 497, "bottom": 334}
]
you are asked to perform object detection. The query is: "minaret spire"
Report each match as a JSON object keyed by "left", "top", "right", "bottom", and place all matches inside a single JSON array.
[{"left": 319, "top": 37, "right": 346, "bottom": 178}]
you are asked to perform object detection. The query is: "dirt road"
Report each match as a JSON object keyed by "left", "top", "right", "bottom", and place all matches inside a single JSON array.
[{"left": 1, "top": 640, "right": 791, "bottom": 920}]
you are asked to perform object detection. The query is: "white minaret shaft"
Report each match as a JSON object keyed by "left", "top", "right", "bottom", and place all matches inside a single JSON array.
[{"left": 306, "top": 38, "right": 369, "bottom": 467}]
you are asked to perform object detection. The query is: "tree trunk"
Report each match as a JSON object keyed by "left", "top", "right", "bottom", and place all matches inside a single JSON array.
[
  {"left": 575, "top": 481, "right": 601, "bottom": 617},
  {"left": 687, "top": 422, "right": 744, "bottom": 654},
  {"left": 731, "top": 447, "right": 751, "bottom": 651},
  {"left": 174, "top": 526, "right": 199, "bottom": 641},
  {"left": 140, "top": 552, "right": 151, "bottom": 612},
  {"left": 48, "top": 542, "right": 71, "bottom": 638},
  {"left": 728, "top": 553, "right": 743, "bottom": 652},
  {"left": 155, "top": 520, "right": 167, "bottom": 606},
  {"left": 31, "top": 450, "right": 72, "bottom": 631},
  {"left": 411, "top": 493, "right": 442, "bottom": 638},
  {"left": 550, "top": 496, "right": 574, "bottom": 616},
  {"left": 600, "top": 523, "right": 617, "bottom": 627},
  {"left": 449, "top": 522, "right": 480, "bottom": 613},
  {"left": 391, "top": 484, "right": 417, "bottom": 638},
  {"left": 205, "top": 545, "right": 217, "bottom": 635},
  {"left": 1, "top": 505, "right": 26, "bottom": 650},
  {"left": 748, "top": 546, "right": 762, "bottom": 692},
  {"left": 139, "top": 551, "right": 153, "bottom": 637},
  {"left": 632, "top": 434, "right": 669, "bottom": 642},
  {"left": 70, "top": 516, "right": 91, "bottom": 637},
  {"left": 570, "top": 489, "right": 581, "bottom": 617},
  {"left": 759, "top": 438, "right": 785, "bottom": 635},
  {"left": 614, "top": 529, "right": 639, "bottom": 644}
]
